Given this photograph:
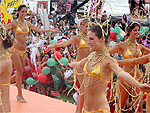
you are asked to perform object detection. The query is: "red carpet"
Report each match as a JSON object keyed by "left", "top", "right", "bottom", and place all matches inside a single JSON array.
[{"left": 10, "top": 85, "right": 76, "bottom": 113}]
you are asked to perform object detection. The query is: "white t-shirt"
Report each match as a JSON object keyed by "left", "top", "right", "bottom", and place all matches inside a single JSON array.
[
  {"left": 54, "top": 35, "right": 62, "bottom": 41},
  {"left": 64, "top": 69, "right": 73, "bottom": 79}
]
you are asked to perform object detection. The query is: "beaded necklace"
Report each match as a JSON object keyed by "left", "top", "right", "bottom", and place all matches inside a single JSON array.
[
  {"left": 126, "top": 38, "right": 139, "bottom": 57},
  {"left": 79, "top": 32, "right": 88, "bottom": 41},
  {"left": 89, "top": 48, "right": 108, "bottom": 66},
  {"left": 0, "top": 49, "right": 11, "bottom": 60},
  {"left": 16, "top": 18, "right": 28, "bottom": 32}
]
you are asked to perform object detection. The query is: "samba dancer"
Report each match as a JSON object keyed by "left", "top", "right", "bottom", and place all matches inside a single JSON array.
[
  {"left": 109, "top": 22, "right": 150, "bottom": 112},
  {"left": 118, "top": 54, "right": 150, "bottom": 113},
  {"left": 4, "top": 5, "right": 58, "bottom": 103},
  {"left": 46, "top": 19, "right": 91, "bottom": 113},
  {"left": 0, "top": 25, "right": 13, "bottom": 112},
  {"left": 69, "top": 24, "right": 150, "bottom": 113}
]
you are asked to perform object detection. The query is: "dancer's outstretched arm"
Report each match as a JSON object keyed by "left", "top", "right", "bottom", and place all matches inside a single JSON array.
[
  {"left": 4, "top": 21, "right": 58, "bottom": 33},
  {"left": 118, "top": 54, "right": 150, "bottom": 65},
  {"left": 27, "top": 21, "right": 58, "bottom": 33},
  {"left": 109, "top": 58, "right": 150, "bottom": 92}
]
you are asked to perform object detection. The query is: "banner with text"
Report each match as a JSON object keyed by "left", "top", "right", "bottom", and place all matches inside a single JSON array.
[{"left": 6, "top": 0, "right": 24, "bottom": 8}]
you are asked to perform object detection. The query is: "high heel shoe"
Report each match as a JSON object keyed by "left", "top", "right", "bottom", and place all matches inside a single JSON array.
[{"left": 16, "top": 95, "right": 27, "bottom": 103}]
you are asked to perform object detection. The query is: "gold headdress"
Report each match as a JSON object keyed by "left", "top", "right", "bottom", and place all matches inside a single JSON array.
[
  {"left": 128, "top": 21, "right": 141, "bottom": 28},
  {"left": 84, "top": 0, "right": 112, "bottom": 37},
  {"left": 131, "top": 7, "right": 147, "bottom": 20},
  {"left": 0, "top": 25, "right": 7, "bottom": 40},
  {"left": 96, "top": 23, "right": 104, "bottom": 37}
]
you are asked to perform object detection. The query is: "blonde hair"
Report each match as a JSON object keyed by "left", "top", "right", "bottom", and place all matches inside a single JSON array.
[{"left": 80, "top": 18, "right": 90, "bottom": 26}]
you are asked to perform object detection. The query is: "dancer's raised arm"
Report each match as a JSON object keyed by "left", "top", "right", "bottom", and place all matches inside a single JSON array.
[
  {"left": 4, "top": 18, "right": 58, "bottom": 33},
  {"left": 46, "top": 35, "right": 79, "bottom": 52}
]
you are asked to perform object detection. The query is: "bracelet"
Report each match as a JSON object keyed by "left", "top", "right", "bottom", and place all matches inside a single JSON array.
[{"left": 116, "top": 69, "right": 123, "bottom": 75}]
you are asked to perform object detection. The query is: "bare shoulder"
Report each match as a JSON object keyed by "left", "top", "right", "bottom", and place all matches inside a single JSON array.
[
  {"left": 101, "top": 54, "right": 118, "bottom": 74},
  {"left": 103, "top": 55, "right": 117, "bottom": 65},
  {"left": 10, "top": 21, "right": 17, "bottom": 27},
  {"left": 147, "top": 54, "right": 150, "bottom": 61},
  {"left": 71, "top": 35, "right": 81, "bottom": 42},
  {"left": 138, "top": 43, "right": 148, "bottom": 49},
  {"left": 73, "top": 35, "right": 81, "bottom": 39},
  {"left": 109, "top": 42, "right": 126, "bottom": 54},
  {"left": 26, "top": 21, "right": 32, "bottom": 28},
  {"left": 138, "top": 43, "right": 149, "bottom": 49},
  {"left": 26, "top": 21, "right": 31, "bottom": 26}
]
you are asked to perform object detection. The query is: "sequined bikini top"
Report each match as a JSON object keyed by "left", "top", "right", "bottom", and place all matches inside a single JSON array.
[
  {"left": 15, "top": 20, "right": 29, "bottom": 35},
  {"left": 124, "top": 46, "right": 142, "bottom": 59},
  {"left": 83, "top": 53, "right": 109, "bottom": 82},
  {"left": 77, "top": 33, "right": 89, "bottom": 50}
]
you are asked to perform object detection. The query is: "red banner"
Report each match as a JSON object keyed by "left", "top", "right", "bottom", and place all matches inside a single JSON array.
[{"left": 37, "top": 1, "right": 48, "bottom": 14}]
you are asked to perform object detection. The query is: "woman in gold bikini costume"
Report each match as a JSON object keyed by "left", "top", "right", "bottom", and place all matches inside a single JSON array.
[
  {"left": 46, "top": 19, "right": 91, "bottom": 113},
  {"left": 109, "top": 22, "right": 150, "bottom": 112},
  {"left": 118, "top": 54, "right": 150, "bottom": 113},
  {"left": 4, "top": 5, "right": 58, "bottom": 103},
  {"left": 0, "top": 25, "right": 13, "bottom": 113},
  {"left": 69, "top": 24, "right": 150, "bottom": 113}
]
